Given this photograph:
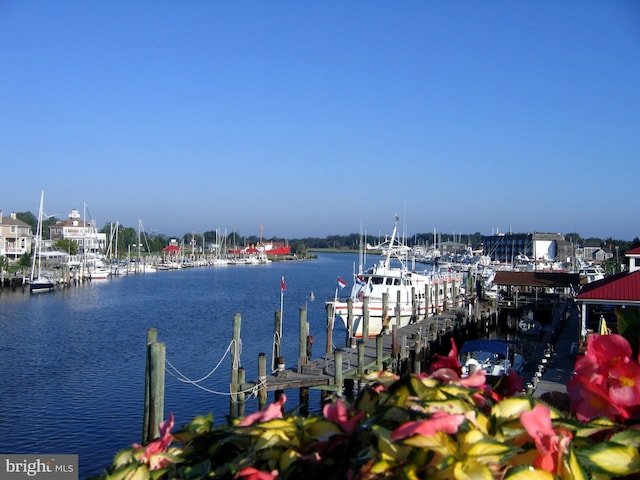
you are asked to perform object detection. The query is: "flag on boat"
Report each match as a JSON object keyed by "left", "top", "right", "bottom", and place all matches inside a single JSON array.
[
  {"left": 337, "top": 277, "right": 347, "bottom": 289},
  {"left": 281, "top": 276, "right": 286, "bottom": 291},
  {"left": 356, "top": 274, "right": 365, "bottom": 286}
]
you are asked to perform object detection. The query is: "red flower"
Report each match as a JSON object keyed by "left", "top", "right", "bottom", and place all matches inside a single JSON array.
[
  {"left": 238, "top": 395, "right": 287, "bottom": 427},
  {"left": 390, "top": 411, "right": 465, "bottom": 440},
  {"left": 429, "top": 338, "right": 462, "bottom": 375},
  {"left": 520, "top": 404, "right": 572, "bottom": 474},
  {"left": 323, "top": 398, "right": 365, "bottom": 434},
  {"left": 235, "top": 467, "right": 278, "bottom": 479},
  {"left": 133, "top": 413, "right": 176, "bottom": 470},
  {"left": 608, "top": 360, "right": 640, "bottom": 408},
  {"left": 568, "top": 334, "right": 640, "bottom": 422}
]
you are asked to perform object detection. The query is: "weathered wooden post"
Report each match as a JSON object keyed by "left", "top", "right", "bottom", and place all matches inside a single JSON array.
[
  {"left": 376, "top": 334, "right": 384, "bottom": 371},
  {"left": 346, "top": 298, "right": 353, "bottom": 348},
  {"left": 443, "top": 279, "right": 448, "bottom": 311},
  {"left": 357, "top": 340, "right": 365, "bottom": 392},
  {"left": 411, "top": 286, "right": 417, "bottom": 322},
  {"left": 357, "top": 341, "right": 365, "bottom": 375},
  {"left": 425, "top": 283, "right": 431, "bottom": 319},
  {"left": 146, "top": 341, "right": 165, "bottom": 442},
  {"left": 326, "top": 303, "right": 334, "bottom": 355},
  {"left": 382, "top": 292, "right": 389, "bottom": 334},
  {"left": 299, "top": 387, "right": 309, "bottom": 416},
  {"left": 362, "top": 295, "right": 370, "bottom": 339},
  {"left": 334, "top": 349, "right": 343, "bottom": 395},
  {"left": 273, "top": 310, "right": 282, "bottom": 371},
  {"left": 392, "top": 325, "right": 399, "bottom": 373},
  {"left": 298, "top": 307, "right": 308, "bottom": 372},
  {"left": 230, "top": 313, "right": 241, "bottom": 417},
  {"left": 258, "top": 352, "right": 267, "bottom": 411},
  {"left": 142, "top": 327, "right": 158, "bottom": 444},
  {"left": 238, "top": 367, "right": 246, "bottom": 417},
  {"left": 395, "top": 290, "right": 401, "bottom": 329}
]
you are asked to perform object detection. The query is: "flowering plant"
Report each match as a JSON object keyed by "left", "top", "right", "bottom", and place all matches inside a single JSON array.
[{"left": 96, "top": 309, "right": 640, "bottom": 479}]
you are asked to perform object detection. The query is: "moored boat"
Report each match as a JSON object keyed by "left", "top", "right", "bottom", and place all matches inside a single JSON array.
[
  {"left": 459, "top": 339, "right": 524, "bottom": 379},
  {"left": 29, "top": 190, "right": 55, "bottom": 294},
  {"left": 326, "top": 216, "right": 464, "bottom": 338}
]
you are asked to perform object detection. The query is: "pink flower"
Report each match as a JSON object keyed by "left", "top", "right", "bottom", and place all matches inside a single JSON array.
[
  {"left": 430, "top": 366, "right": 487, "bottom": 389},
  {"left": 585, "top": 334, "right": 632, "bottom": 368},
  {"left": 235, "top": 467, "right": 278, "bottom": 479},
  {"left": 568, "top": 334, "right": 640, "bottom": 422},
  {"left": 238, "top": 394, "right": 287, "bottom": 427},
  {"left": 390, "top": 411, "right": 465, "bottom": 440},
  {"left": 323, "top": 398, "right": 365, "bottom": 434},
  {"left": 608, "top": 360, "right": 640, "bottom": 408},
  {"left": 133, "top": 413, "right": 175, "bottom": 470},
  {"left": 568, "top": 378, "right": 629, "bottom": 422},
  {"left": 520, "top": 404, "right": 572, "bottom": 474},
  {"left": 429, "top": 338, "right": 462, "bottom": 375}
]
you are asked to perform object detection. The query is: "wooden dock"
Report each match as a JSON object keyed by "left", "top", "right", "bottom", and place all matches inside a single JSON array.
[
  {"left": 247, "top": 297, "right": 576, "bottom": 413},
  {"left": 244, "top": 304, "right": 499, "bottom": 414}
]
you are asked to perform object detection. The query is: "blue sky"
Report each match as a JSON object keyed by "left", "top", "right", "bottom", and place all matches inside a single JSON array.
[{"left": 2, "top": 2, "right": 638, "bottom": 240}]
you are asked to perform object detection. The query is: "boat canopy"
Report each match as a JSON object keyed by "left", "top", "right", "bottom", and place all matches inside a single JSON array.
[{"left": 459, "top": 339, "right": 509, "bottom": 357}]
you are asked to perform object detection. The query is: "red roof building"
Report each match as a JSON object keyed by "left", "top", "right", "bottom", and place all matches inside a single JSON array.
[{"left": 575, "top": 249, "right": 640, "bottom": 339}]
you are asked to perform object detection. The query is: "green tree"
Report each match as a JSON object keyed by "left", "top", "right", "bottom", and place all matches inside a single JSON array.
[
  {"left": 54, "top": 239, "right": 78, "bottom": 256},
  {"left": 18, "top": 252, "right": 31, "bottom": 268}
]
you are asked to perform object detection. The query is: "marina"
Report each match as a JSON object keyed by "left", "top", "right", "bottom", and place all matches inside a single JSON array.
[{"left": 0, "top": 245, "right": 631, "bottom": 478}]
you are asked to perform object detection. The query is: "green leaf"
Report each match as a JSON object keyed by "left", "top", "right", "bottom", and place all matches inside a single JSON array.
[
  {"left": 305, "top": 418, "right": 343, "bottom": 439},
  {"left": 492, "top": 397, "right": 534, "bottom": 424},
  {"left": 560, "top": 447, "right": 587, "bottom": 480},
  {"left": 467, "top": 438, "right": 517, "bottom": 463},
  {"left": 610, "top": 428, "right": 640, "bottom": 447},
  {"left": 503, "top": 465, "right": 554, "bottom": 479},
  {"left": 577, "top": 441, "right": 640, "bottom": 475},
  {"left": 453, "top": 459, "right": 494, "bottom": 480}
]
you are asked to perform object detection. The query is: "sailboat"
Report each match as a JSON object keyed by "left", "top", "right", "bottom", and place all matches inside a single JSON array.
[{"left": 30, "top": 190, "right": 55, "bottom": 293}]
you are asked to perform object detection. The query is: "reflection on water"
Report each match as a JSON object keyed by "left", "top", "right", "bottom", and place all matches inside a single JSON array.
[{"left": 0, "top": 253, "right": 358, "bottom": 478}]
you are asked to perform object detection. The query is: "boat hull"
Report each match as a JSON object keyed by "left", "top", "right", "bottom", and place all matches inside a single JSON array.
[
  {"left": 30, "top": 278, "right": 55, "bottom": 293},
  {"left": 331, "top": 284, "right": 463, "bottom": 338}
]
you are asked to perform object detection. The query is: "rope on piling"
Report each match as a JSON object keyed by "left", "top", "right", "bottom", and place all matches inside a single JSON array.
[{"left": 165, "top": 339, "right": 253, "bottom": 397}]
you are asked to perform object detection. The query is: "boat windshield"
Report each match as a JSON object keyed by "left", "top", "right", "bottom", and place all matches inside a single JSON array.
[{"left": 464, "top": 350, "right": 506, "bottom": 364}]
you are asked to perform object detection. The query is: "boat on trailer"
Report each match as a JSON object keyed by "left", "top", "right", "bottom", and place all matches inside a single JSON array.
[{"left": 326, "top": 216, "right": 464, "bottom": 338}]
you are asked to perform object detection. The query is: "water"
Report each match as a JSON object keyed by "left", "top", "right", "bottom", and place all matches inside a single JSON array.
[{"left": 0, "top": 252, "right": 359, "bottom": 478}]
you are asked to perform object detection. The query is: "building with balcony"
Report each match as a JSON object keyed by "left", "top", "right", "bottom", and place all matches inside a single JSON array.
[
  {"left": 0, "top": 210, "right": 33, "bottom": 262},
  {"left": 49, "top": 208, "right": 106, "bottom": 255}
]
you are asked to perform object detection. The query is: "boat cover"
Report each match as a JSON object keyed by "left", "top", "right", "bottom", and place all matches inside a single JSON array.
[{"left": 459, "top": 339, "right": 509, "bottom": 357}]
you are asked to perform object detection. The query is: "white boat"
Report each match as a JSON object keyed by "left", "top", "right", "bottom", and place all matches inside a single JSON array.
[
  {"left": 578, "top": 260, "right": 605, "bottom": 283},
  {"left": 518, "top": 309, "right": 542, "bottom": 336},
  {"left": 29, "top": 190, "right": 55, "bottom": 293},
  {"left": 326, "top": 216, "right": 464, "bottom": 338},
  {"left": 459, "top": 339, "right": 524, "bottom": 379}
]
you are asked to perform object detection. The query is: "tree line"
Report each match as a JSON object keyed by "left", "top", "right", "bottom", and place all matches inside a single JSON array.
[{"left": 11, "top": 211, "right": 640, "bottom": 257}]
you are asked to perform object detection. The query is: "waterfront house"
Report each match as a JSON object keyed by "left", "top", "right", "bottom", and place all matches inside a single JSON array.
[
  {"left": 49, "top": 208, "right": 107, "bottom": 255},
  {"left": 0, "top": 210, "right": 33, "bottom": 262}
]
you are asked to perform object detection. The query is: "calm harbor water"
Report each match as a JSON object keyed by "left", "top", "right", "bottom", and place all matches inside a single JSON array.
[{"left": 0, "top": 252, "right": 359, "bottom": 478}]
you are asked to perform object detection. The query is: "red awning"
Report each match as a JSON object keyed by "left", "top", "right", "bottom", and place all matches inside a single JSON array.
[{"left": 162, "top": 245, "right": 181, "bottom": 252}]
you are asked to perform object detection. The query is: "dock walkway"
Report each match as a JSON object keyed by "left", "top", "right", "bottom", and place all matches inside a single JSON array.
[
  {"left": 254, "top": 300, "right": 580, "bottom": 411},
  {"left": 263, "top": 308, "right": 479, "bottom": 395},
  {"left": 532, "top": 304, "right": 579, "bottom": 398}
]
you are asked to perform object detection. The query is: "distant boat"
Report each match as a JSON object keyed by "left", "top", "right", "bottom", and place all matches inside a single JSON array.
[
  {"left": 459, "top": 339, "right": 524, "bottom": 380},
  {"left": 30, "top": 190, "right": 55, "bottom": 293},
  {"left": 518, "top": 309, "right": 542, "bottom": 336}
]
